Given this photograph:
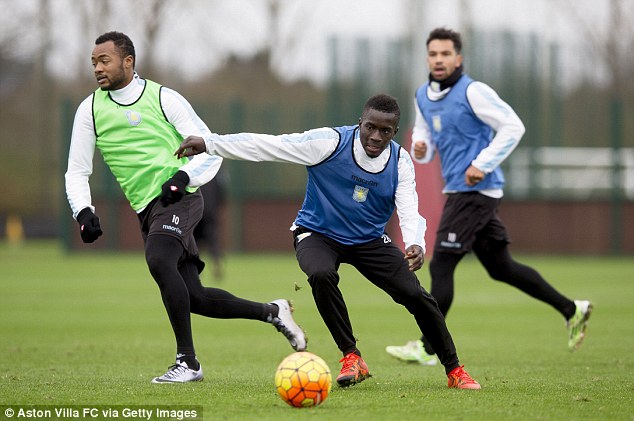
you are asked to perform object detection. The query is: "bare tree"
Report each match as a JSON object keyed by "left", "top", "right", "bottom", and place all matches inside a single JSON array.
[
  {"left": 266, "top": 0, "right": 320, "bottom": 81},
  {"left": 141, "top": 0, "right": 170, "bottom": 79},
  {"left": 0, "top": 2, "right": 34, "bottom": 95},
  {"left": 566, "top": 0, "right": 634, "bottom": 97},
  {"left": 74, "top": 0, "right": 173, "bottom": 80},
  {"left": 565, "top": 0, "right": 632, "bottom": 254},
  {"left": 76, "top": 0, "right": 113, "bottom": 84},
  {"left": 458, "top": 0, "right": 474, "bottom": 36},
  {"left": 35, "top": 0, "right": 56, "bottom": 210},
  {"left": 267, "top": 0, "right": 282, "bottom": 53},
  {"left": 603, "top": 0, "right": 634, "bottom": 96}
]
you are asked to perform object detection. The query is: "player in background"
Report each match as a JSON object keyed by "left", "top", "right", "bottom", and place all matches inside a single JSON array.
[
  {"left": 194, "top": 169, "right": 228, "bottom": 281},
  {"left": 175, "top": 94, "right": 481, "bottom": 390},
  {"left": 385, "top": 27, "right": 592, "bottom": 366},
  {"left": 65, "top": 31, "right": 306, "bottom": 384}
]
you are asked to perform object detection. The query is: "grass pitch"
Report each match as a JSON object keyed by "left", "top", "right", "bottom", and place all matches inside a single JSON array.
[{"left": 1, "top": 241, "right": 632, "bottom": 420}]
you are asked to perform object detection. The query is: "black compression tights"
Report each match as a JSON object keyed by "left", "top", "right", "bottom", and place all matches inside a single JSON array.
[
  {"left": 428, "top": 244, "right": 575, "bottom": 319},
  {"left": 422, "top": 243, "right": 576, "bottom": 353},
  {"left": 144, "top": 235, "right": 274, "bottom": 356}
]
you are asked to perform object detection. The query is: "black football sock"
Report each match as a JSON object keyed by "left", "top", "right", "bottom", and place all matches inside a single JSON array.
[
  {"left": 267, "top": 303, "right": 280, "bottom": 322},
  {"left": 476, "top": 244, "right": 576, "bottom": 319},
  {"left": 179, "top": 258, "right": 278, "bottom": 322},
  {"left": 176, "top": 353, "right": 200, "bottom": 370}
]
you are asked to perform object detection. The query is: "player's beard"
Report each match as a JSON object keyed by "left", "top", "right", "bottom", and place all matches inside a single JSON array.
[
  {"left": 428, "top": 65, "right": 463, "bottom": 90},
  {"left": 99, "top": 63, "right": 128, "bottom": 91}
]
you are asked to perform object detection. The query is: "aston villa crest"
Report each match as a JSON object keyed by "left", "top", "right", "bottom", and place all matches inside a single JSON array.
[
  {"left": 353, "top": 185, "right": 369, "bottom": 203},
  {"left": 125, "top": 109, "right": 142, "bottom": 126},
  {"left": 432, "top": 115, "right": 442, "bottom": 132}
]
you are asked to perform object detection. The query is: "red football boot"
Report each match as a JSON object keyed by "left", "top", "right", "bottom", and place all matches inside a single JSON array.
[
  {"left": 447, "top": 365, "right": 481, "bottom": 390},
  {"left": 336, "top": 352, "right": 371, "bottom": 387}
]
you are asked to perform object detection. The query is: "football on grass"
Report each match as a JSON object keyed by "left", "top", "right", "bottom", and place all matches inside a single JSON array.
[{"left": 274, "top": 351, "right": 332, "bottom": 407}]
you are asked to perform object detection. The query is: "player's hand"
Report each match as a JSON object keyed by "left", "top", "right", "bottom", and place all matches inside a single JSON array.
[
  {"left": 76, "top": 207, "right": 103, "bottom": 243},
  {"left": 465, "top": 165, "right": 485, "bottom": 186},
  {"left": 160, "top": 170, "right": 190, "bottom": 207},
  {"left": 412, "top": 141, "right": 427, "bottom": 160},
  {"left": 174, "top": 136, "right": 207, "bottom": 158},
  {"left": 405, "top": 245, "right": 424, "bottom": 271}
]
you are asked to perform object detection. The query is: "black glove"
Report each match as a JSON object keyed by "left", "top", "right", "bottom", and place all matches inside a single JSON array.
[
  {"left": 160, "top": 170, "right": 190, "bottom": 207},
  {"left": 76, "top": 207, "right": 103, "bottom": 243}
]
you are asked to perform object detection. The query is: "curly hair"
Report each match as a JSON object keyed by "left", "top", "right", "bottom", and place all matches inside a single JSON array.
[{"left": 427, "top": 27, "right": 462, "bottom": 54}]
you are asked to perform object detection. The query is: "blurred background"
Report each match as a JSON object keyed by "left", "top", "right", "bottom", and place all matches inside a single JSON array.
[{"left": 1, "top": 0, "right": 632, "bottom": 255}]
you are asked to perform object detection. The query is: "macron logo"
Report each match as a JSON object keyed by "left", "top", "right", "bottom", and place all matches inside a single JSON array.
[{"left": 162, "top": 225, "right": 183, "bottom": 235}]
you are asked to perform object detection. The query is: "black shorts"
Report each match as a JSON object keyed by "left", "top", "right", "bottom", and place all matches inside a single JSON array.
[
  {"left": 137, "top": 190, "right": 204, "bottom": 258},
  {"left": 434, "top": 192, "right": 510, "bottom": 254}
]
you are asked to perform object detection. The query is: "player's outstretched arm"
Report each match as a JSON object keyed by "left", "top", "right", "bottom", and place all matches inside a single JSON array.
[{"left": 175, "top": 136, "right": 207, "bottom": 158}]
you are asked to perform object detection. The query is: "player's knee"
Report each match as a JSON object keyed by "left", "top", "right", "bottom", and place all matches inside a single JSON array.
[
  {"left": 145, "top": 236, "right": 181, "bottom": 277},
  {"left": 486, "top": 267, "right": 504, "bottom": 281},
  {"left": 145, "top": 253, "right": 170, "bottom": 277},
  {"left": 398, "top": 287, "right": 439, "bottom": 316},
  {"left": 483, "top": 260, "right": 513, "bottom": 281},
  {"left": 433, "top": 293, "right": 453, "bottom": 313},
  {"left": 396, "top": 288, "right": 423, "bottom": 308},
  {"left": 188, "top": 295, "right": 205, "bottom": 315},
  {"left": 429, "top": 257, "right": 446, "bottom": 279},
  {"left": 307, "top": 270, "right": 339, "bottom": 288}
]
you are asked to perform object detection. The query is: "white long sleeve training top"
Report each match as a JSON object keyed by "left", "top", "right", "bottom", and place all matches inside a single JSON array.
[
  {"left": 411, "top": 80, "right": 526, "bottom": 198},
  {"left": 65, "top": 74, "right": 222, "bottom": 218},
  {"left": 202, "top": 129, "right": 426, "bottom": 251}
]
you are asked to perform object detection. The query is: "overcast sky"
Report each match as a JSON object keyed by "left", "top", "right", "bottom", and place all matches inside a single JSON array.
[{"left": 0, "top": 0, "right": 628, "bottom": 87}]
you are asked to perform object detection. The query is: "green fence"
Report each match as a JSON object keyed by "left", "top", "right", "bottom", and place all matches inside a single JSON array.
[{"left": 59, "top": 31, "right": 632, "bottom": 253}]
